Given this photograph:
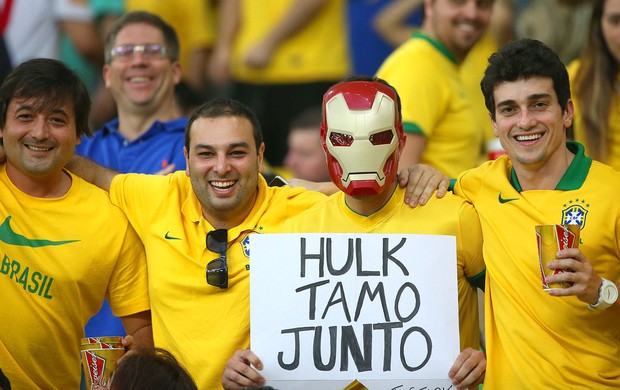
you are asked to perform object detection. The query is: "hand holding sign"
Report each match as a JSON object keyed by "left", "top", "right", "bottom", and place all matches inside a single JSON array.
[{"left": 222, "top": 349, "right": 265, "bottom": 389}]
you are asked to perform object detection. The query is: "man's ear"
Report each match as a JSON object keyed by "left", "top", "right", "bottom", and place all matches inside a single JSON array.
[
  {"left": 184, "top": 146, "right": 190, "bottom": 177},
  {"left": 490, "top": 111, "right": 499, "bottom": 137},
  {"left": 172, "top": 61, "right": 182, "bottom": 85},
  {"left": 103, "top": 64, "right": 112, "bottom": 89},
  {"left": 257, "top": 142, "right": 265, "bottom": 174},
  {"left": 563, "top": 99, "right": 574, "bottom": 129}
]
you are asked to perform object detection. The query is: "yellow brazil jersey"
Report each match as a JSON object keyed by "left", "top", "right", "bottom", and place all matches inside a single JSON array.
[
  {"left": 284, "top": 186, "right": 485, "bottom": 352},
  {"left": 567, "top": 59, "right": 620, "bottom": 171},
  {"left": 108, "top": 171, "right": 325, "bottom": 389},
  {"left": 377, "top": 32, "right": 482, "bottom": 178},
  {"left": 0, "top": 165, "right": 149, "bottom": 390},
  {"left": 233, "top": 0, "right": 350, "bottom": 84},
  {"left": 454, "top": 142, "right": 620, "bottom": 388},
  {"left": 126, "top": 0, "right": 215, "bottom": 80}
]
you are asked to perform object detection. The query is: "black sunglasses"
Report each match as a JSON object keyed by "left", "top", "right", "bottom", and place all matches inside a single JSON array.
[{"left": 206, "top": 229, "right": 228, "bottom": 289}]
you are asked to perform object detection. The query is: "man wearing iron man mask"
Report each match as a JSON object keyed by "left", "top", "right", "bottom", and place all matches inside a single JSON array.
[
  {"left": 321, "top": 78, "right": 406, "bottom": 197},
  {"left": 222, "top": 77, "right": 486, "bottom": 390}
]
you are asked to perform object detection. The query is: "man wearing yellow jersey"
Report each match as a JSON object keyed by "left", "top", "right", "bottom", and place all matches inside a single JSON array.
[
  {"left": 66, "top": 98, "right": 327, "bottom": 389},
  {"left": 445, "top": 39, "right": 620, "bottom": 388},
  {"left": 221, "top": 78, "right": 486, "bottom": 390},
  {"left": 0, "top": 59, "right": 152, "bottom": 389},
  {"left": 376, "top": 0, "right": 494, "bottom": 177}
]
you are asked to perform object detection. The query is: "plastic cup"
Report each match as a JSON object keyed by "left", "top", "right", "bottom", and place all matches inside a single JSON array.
[
  {"left": 80, "top": 336, "right": 124, "bottom": 389},
  {"left": 535, "top": 224, "right": 580, "bottom": 290}
]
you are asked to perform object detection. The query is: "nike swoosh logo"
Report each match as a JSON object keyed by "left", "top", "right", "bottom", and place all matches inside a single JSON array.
[
  {"left": 0, "top": 216, "right": 79, "bottom": 247},
  {"left": 164, "top": 231, "right": 181, "bottom": 240},
  {"left": 498, "top": 193, "right": 519, "bottom": 204}
]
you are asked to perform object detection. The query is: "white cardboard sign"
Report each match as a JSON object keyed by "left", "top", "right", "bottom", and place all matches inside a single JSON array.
[{"left": 250, "top": 233, "right": 460, "bottom": 390}]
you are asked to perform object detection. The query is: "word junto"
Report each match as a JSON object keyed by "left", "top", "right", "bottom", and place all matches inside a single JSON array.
[{"left": 278, "top": 323, "right": 432, "bottom": 372}]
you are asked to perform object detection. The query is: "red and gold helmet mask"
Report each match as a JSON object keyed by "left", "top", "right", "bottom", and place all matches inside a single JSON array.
[{"left": 320, "top": 80, "right": 405, "bottom": 196}]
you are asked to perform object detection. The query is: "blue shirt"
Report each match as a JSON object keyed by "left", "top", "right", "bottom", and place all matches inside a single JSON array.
[
  {"left": 76, "top": 117, "right": 187, "bottom": 338},
  {"left": 347, "top": 0, "right": 423, "bottom": 75},
  {"left": 76, "top": 117, "right": 188, "bottom": 174}
]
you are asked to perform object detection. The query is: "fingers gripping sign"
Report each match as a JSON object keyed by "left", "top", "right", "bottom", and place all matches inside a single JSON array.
[{"left": 222, "top": 349, "right": 265, "bottom": 390}]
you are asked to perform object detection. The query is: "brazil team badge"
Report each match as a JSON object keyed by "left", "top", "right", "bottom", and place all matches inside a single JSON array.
[{"left": 561, "top": 200, "right": 588, "bottom": 229}]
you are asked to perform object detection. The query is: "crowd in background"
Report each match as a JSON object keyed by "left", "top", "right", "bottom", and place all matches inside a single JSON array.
[{"left": 0, "top": 0, "right": 611, "bottom": 176}]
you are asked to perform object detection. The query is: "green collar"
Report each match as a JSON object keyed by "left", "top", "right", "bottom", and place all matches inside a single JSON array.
[
  {"left": 411, "top": 32, "right": 458, "bottom": 65},
  {"left": 511, "top": 142, "right": 592, "bottom": 191}
]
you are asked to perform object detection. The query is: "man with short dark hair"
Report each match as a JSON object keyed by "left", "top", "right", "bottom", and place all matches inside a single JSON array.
[
  {"left": 462, "top": 38, "right": 620, "bottom": 388},
  {"left": 406, "top": 39, "right": 620, "bottom": 388},
  {"left": 66, "top": 97, "right": 326, "bottom": 389},
  {"left": 0, "top": 58, "right": 151, "bottom": 389}
]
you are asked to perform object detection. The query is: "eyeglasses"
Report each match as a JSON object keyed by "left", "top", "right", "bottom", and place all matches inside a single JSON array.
[
  {"left": 206, "top": 229, "right": 228, "bottom": 289},
  {"left": 110, "top": 44, "right": 168, "bottom": 61}
]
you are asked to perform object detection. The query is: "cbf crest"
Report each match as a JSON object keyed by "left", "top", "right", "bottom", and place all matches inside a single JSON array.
[
  {"left": 561, "top": 199, "right": 589, "bottom": 229},
  {"left": 240, "top": 234, "right": 251, "bottom": 258}
]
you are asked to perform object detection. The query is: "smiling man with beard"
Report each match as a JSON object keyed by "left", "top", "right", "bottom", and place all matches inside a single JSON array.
[{"left": 66, "top": 98, "right": 326, "bottom": 389}]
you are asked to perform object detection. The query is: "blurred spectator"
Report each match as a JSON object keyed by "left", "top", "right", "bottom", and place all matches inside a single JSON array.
[
  {"left": 376, "top": 0, "right": 494, "bottom": 177},
  {"left": 0, "top": 0, "right": 99, "bottom": 83},
  {"left": 76, "top": 11, "right": 186, "bottom": 174},
  {"left": 110, "top": 348, "right": 197, "bottom": 390},
  {"left": 568, "top": 0, "right": 620, "bottom": 170},
  {"left": 209, "top": 0, "right": 350, "bottom": 167},
  {"left": 283, "top": 106, "right": 330, "bottom": 182}
]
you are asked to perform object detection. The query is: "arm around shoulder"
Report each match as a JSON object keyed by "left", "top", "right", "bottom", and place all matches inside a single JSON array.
[
  {"left": 287, "top": 178, "right": 338, "bottom": 195},
  {"left": 67, "top": 154, "right": 118, "bottom": 192}
]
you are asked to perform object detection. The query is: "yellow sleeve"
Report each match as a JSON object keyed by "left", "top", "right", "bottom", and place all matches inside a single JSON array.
[
  {"left": 377, "top": 40, "right": 450, "bottom": 137},
  {"left": 107, "top": 217, "right": 150, "bottom": 317},
  {"left": 109, "top": 173, "right": 172, "bottom": 233},
  {"left": 456, "top": 199, "right": 485, "bottom": 289}
]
